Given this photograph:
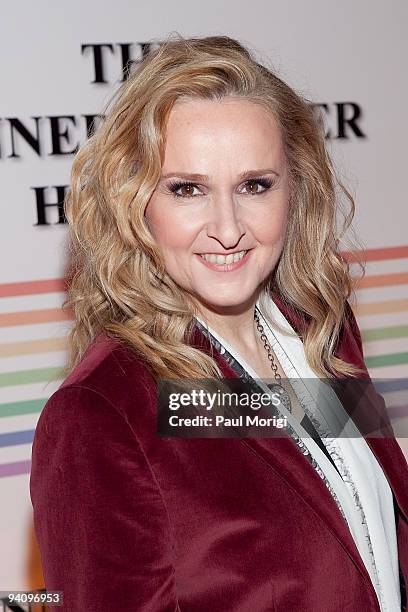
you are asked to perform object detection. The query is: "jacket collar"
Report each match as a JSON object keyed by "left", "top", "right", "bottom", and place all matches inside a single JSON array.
[{"left": 188, "top": 294, "right": 408, "bottom": 597}]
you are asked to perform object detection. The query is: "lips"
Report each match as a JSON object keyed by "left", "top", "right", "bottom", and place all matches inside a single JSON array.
[
  {"left": 199, "top": 250, "right": 247, "bottom": 265},
  {"left": 196, "top": 249, "right": 252, "bottom": 272}
]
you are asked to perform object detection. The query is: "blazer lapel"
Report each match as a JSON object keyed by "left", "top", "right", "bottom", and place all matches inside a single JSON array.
[{"left": 187, "top": 295, "right": 408, "bottom": 590}]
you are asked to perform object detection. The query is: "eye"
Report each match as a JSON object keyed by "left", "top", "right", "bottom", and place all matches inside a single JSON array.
[
  {"left": 240, "top": 177, "right": 274, "bottom": 195},
  {"left": 167, "top": 180, "right": 202, "bottom": 198}
]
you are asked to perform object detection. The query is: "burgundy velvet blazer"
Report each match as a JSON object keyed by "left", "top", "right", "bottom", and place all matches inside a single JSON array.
[{"left": 30, "top": 297, "right": 408, "bottom": 611}]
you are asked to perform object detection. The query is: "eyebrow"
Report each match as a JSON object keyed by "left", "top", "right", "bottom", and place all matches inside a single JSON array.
[{"left": 160, "top": 168, "right": 280, "bottom": 182}]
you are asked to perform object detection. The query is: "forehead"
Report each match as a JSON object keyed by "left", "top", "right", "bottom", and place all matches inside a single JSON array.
[{"left": 162, "top": 97, "right": 284, "bottom": 167}]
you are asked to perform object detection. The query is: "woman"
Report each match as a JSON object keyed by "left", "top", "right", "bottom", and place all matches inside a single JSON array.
[{"left": 30, "top": 35, "right": 407, "bottom": 611}]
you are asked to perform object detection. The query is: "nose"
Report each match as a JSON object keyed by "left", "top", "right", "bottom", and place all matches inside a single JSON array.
[{"left": 205, "top": 196, "right": 246, "bottom": 250}]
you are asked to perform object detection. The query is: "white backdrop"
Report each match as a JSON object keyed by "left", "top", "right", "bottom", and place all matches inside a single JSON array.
[{"left": 0, "top": 0, "right": 407, "bottom": 592}]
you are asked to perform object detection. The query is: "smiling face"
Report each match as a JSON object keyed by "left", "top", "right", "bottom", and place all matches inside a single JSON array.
[{"left": 144, "top": 97, "right": 290, "bottom": 317}]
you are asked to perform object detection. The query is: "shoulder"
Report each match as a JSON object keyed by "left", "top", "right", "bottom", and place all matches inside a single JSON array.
[
  {"left": 61, "top": 330, "right": 155, "bottom": 389},
  {"left": 31, "top": 333, "right": 162, "bottom": 508},
  {"left": 37, "top": 331, "right": 158, "bottom": 441},
  {"left": 59, "top": 330, "right": 157, "bottom": 407}
]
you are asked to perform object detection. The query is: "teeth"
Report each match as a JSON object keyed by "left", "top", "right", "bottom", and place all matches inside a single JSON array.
[{"left": 200, "top": 250, "right": 247, "bottom": 265}]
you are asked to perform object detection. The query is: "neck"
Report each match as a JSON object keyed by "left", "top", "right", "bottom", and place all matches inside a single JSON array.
[{"left": 195, "top": 293, "right": 262, "bottom": 355}]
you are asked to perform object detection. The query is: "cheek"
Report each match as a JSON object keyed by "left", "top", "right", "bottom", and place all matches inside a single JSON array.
[
  {"left": 145, "top": 206, "right": 196, "bottom": 255},
  {"left": 253, "top": 203, "right": 289, "bottom": 247}
]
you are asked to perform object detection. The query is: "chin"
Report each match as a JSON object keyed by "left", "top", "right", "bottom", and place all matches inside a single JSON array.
[{"left": 193, "top": 289, "right": 256, "bottom": 311}]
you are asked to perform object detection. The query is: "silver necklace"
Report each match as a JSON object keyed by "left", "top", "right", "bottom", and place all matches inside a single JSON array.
[{"left": 254, "top": 307, "right": 293, "bottom": 414}]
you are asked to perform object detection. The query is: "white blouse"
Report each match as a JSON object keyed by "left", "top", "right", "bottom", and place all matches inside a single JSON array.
[{"left": 195, "top": 292, "right": 401, "bottom": 612}]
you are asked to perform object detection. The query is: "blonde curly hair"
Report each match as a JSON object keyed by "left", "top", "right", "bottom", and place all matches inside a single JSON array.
[{"left": 63, "top": 32, "right": 366, "bottom": 380}]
